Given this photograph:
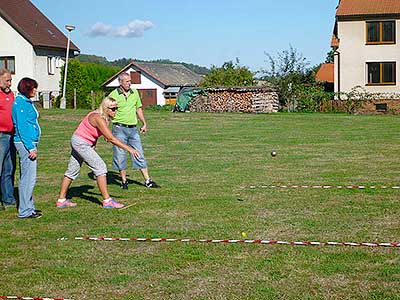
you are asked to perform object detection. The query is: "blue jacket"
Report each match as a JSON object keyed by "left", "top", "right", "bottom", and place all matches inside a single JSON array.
[{"left": 12, "top": 94, "right": 41, "bottom": 151}]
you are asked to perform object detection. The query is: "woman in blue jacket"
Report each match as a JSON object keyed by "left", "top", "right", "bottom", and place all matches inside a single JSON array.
[{"left": 12, "top": 77, "right": 41, "bottom": 219}]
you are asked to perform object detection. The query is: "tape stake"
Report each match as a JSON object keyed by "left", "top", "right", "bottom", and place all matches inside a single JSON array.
[{"left": 67, "top": 236, "right": 400, "bottom": 248}]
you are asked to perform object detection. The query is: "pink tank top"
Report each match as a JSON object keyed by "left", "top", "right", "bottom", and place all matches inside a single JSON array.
[{"left": 74, "top": 112, "right": 103, "bottom": 145}]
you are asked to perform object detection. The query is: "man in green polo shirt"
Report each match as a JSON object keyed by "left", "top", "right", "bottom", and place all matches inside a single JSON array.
[{"left": 109, "top": 72, "right": 160, "bottom": 189}]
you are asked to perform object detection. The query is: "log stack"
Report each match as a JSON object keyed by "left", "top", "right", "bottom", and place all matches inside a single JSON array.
[
  {"left": 251, "top": 92, "right": 280, "bottom": 113},
  {"left": 188, "top": 87, "right": 279, "bottom": 113}
]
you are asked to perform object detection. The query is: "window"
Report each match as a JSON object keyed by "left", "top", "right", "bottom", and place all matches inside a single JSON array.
[
  {"left": 0, "top": 56, "right": 15, "bottom": 74},
  {"left": 367, "top": 62, "right": 396, "bottom": 85},
  {"left": 375, "top": 103, "right": 388, "bottom": 112},
  {"left": 47, "top": 57, "right": 55, "bottom": 75},
  {"left": 130, "top": 71, "right": 141, "bottom": 84},
  {"left": 55, "top": 57, "right": 64, "bottom": 68},
  {"left": 146, "top": 90, "right": 153, "bottom": 97},
  {"left": 366, "top": 21, "right": 395, "bottom": 44}
]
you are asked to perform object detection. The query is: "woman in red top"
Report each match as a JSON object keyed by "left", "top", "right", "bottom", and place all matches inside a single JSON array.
[{"left": 57, "top": 97, "right": 140, "bottom": 209}]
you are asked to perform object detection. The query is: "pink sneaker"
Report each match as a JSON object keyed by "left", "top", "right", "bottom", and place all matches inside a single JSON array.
[
  {"left": 56, "top": 199, "right": 77, "bottom": 208},
  {"left": 102, "top": 199, "right": 124, "bottom": 209}
]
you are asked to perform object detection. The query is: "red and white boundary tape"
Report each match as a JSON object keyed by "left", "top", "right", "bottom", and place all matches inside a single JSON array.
[
  {"left": 0, "top": 297, "right": 71, "bottom": 300},
  {"left": 242, "top": 185, "right": 400, "bottom": 190},
  {"left": 58, "top": 236, "right": 400, "bottom": 248}
]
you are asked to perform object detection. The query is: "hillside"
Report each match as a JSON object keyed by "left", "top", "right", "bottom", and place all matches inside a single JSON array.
[{"left": 77, "top": 54, "right": 210, "bottom": 75}]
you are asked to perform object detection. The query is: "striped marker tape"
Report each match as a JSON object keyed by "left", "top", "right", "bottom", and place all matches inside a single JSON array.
[
  {"left": 242, "top": 185, "right": 400, "bottom": 190},
  {"left": 58, "top": 236, "right": 400, "bottom": 248},
  {"left": 0, "top": 297, "right": 72, "bottom": 300}
]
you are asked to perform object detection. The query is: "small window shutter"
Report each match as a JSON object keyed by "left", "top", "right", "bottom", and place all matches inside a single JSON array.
[{"left": 130, "top": 71, "right": 141, "bottom": 84}]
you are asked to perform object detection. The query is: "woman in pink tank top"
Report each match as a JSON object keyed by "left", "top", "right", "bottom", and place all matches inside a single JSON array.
[{"left": 56, "top": 97, "right": 140, "bottom": 209}]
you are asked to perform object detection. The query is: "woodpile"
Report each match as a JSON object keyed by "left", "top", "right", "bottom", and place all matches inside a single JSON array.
[{"left": 188, "top": 87, "right": 279, "bottom": 113}]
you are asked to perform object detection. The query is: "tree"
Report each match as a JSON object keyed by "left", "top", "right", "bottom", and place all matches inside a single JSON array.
[
  {"left": 76, "top": 54, "right": 111, "bottom": 66},
  {"left": 260, "top": 45, "right": 311, "bottom": 108},
  {"left": 59, "top": 59, "right": 120, "bottom": 109},
  {"left": 84, "top": 63, "right": 119, "bottom": 92},
  {"left": 325, "top": 49, "right": 334, "bottom": 63},
  {"left": 60, "top": 59, "right": 90, "bottom": 108},
  {"left": 200, "top": 59, "right": 255, "bottom": 88}
]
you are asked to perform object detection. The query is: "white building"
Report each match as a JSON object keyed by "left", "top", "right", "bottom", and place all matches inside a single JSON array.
[
  {"left": 0, "top": 0, "right": 80, "bottom": 104},
  {"left": 332, "top": 0, "right": 400, "bottom": 95},
  {"left": 103, "top": 61, "right": 203, "bottom": 107}
]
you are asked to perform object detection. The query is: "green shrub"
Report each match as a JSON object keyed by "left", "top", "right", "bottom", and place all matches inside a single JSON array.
[{"left": 293, "top": 84, "right": 333, "bottom": 112}]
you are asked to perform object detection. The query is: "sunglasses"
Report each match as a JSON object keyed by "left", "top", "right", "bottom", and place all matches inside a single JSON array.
[{"left": 108, "top": 107, "right": 118, "bottom": 111}]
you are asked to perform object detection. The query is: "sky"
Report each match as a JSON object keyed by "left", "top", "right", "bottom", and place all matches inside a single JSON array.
[{"left": 31, "top": 0, "right": 339, "bottom": 72}]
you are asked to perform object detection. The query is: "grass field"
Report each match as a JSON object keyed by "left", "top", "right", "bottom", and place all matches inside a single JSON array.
[{"left": 0, "top": 109, "right": 399, "bottom": 300}]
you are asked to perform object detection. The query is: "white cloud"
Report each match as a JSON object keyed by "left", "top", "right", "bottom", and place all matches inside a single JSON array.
[
  {"left": 87, "top": 20, "right": 154, "bottom": 38},
  {"left": 88, "top": 22, "right": 113, "bottom": 37}
]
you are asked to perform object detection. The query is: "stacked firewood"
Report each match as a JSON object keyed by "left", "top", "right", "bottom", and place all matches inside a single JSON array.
[
  {"left": 188, "top": 87, "right": 279, "bottom": 113},
  {"left": 251, "top": 92, "right": 280, "bottom": 113}
]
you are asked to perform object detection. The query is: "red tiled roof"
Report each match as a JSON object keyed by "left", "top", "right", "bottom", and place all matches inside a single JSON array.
[
  {"left": 337, "top": 0, "right": 400, "bottom": 17},
  {"left": 0, "top": 0, "right": 79, "bottom": 51},
  {"left": 315, "top": 63, "right": 334, "bottom": 83}
]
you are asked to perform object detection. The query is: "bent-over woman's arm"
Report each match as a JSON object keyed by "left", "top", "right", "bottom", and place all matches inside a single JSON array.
[{"left": 90, "top": 114, "right": 140, "bottom": 158}]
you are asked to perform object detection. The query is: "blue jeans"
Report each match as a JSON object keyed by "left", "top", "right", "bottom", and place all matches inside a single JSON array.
[
  {"left": 0, "top": 133, "right": 16, "bottom": 205},
  {"left": 112, "top": 125, "right": 147, "bottom": 170},
  {"left": 15, "top": 142, "right": 37, "bottom": 218}
]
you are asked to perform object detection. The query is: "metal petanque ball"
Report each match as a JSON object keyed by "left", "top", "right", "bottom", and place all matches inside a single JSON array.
[{"left": 271, "top": 150, "right": 277, "bottom": 157}]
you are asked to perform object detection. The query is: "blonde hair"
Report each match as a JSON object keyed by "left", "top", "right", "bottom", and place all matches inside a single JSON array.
[{"left": 98, "top": 97, "right": 117, "bottom": 123}]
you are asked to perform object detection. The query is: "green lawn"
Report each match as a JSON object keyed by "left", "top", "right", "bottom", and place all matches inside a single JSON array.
[{"left": 0, "top": 110, "right": 399, "bottom": 300}]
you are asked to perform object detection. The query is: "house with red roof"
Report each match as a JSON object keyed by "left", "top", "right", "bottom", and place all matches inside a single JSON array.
[
  {"left": 332, "top": 0, "right": 400, "bottom": 95},
  {"left": 0, "top": 0, "right": 80, "bottom": 104},
  {"left": 315, "top": 63, "right": 334, "bottom": 92}
]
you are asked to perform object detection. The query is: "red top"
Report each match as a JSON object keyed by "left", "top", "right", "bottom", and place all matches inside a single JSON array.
[
  {"left": 0, "top": 89, "right": 15, "bottom": 133},
  {"left": 74, "top": 111, "right": 103, "bottom": 145}
]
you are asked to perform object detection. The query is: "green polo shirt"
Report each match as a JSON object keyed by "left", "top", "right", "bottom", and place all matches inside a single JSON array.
[{"left": 109, "top": 87, "right": 142, "bottom": 125}]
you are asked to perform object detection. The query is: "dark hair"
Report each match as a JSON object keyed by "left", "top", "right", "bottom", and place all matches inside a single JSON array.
[{"left": 17, "top": 77, "right": 38, "bottom": 97}]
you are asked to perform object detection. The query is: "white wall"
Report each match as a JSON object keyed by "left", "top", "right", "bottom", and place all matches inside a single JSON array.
[
  {"left": 106, "top": 67, "right": 166, "bottom": 105},
  {"left": 336, "top": 19, "right": 400, "bottom": 94},
  {"left": 0, "top": 16, "right": 63, "bottom": 96},
  {"left": 0, "top": 16, "right": 35, "bottom": 93},
  {"left": 33, "top": 54, "right": 63, "bottom": 94}
]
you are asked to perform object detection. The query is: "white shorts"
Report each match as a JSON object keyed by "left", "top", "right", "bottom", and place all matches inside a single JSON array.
[{"left": 64, "top": 134, "right": 107, "bottom": 180}]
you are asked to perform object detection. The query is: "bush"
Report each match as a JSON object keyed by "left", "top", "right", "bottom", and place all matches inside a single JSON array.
[
  {"left": 60, "top": 59, "right": 118, "bottom": 109},
  {"left": 87, "top": 91, "right": 105, "bottom": 110},
  {"left": 200, "top": 60, "right": 255, "bottom": 87},
  {"left": 293, "top": 84, "right": 333, "bottom": 112}
]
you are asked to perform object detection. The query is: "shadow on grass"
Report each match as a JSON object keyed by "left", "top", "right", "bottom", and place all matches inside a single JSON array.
[
  {"left": 67, "top": 184, "right": 102, "bottom": 206},
  {"left": 87, "top": 171, "right": 145, "bottom": 187}
]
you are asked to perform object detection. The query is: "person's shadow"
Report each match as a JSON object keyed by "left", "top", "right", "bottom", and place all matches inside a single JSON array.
[
  {"left": 87, "top": 171, "right": 145, "bottom": 187},
  {"left": 67, "top": 184, "right": 102, "bottom": 206}
]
